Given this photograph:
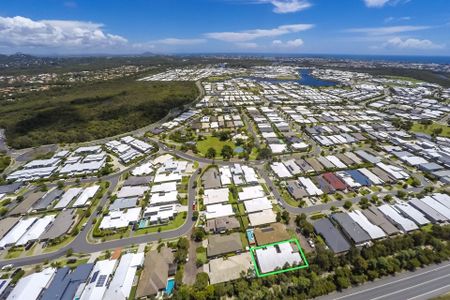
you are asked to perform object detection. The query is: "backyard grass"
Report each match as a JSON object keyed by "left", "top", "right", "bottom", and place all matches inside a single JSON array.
[
  {"left": 196, "top": 136, "right": 235, "bottom": 158},
  {"left": 196, "top": 246, "right": 207, "bottom": 264},
  {"left": 240, "top": 232, "right": 249, "bottom": 248},
  {"left": 134, "top": 212, "right": 187, "bottom": 235},
  {"left": 411, "top": 122, "right": 450, "bottom": 138}
]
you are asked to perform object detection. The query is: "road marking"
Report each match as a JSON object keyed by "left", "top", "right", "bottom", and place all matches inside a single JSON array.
[
  {"left": 334, "top": 263, "right": 450, "bottom": 300},
  {"left": 369, "top": 274, "right": 450, "bottom": 300},
  {"left": 407, "top": 284, "right": 450, "bottom": 300}
]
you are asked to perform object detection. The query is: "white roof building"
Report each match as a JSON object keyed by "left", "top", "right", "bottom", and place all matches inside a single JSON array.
[
  {"left": 80, "top": 259, "right": 117, "bottom": 300},
  {"left": 298, "top": 177, "right": 323, "bottom": 196},
  {"left": 248, "top": 209, "right": 277, "bottom": 227},
  {"left": 54, "top": 187, "right": 82, "bottom": 209},
  {"left": 72, "top": 185, "right": 100, "bottom": 207},
  {"left": 238, "top": 186, "right": 265, "bottom": 201},
  {"left": 242, "top": 165, "right": 258, "bottom": 184},
  {"left": 326, "top": 155, "right": 347, "bottom": 169},
  {"left": 149, "top": 191, "right": 178, "bottom": 206},
  {"left": 269, "top": 144, "right": 288, "bottom": 154},
  {"left": 348, "top": 210, "right": 386, "bottom": 239},
  {"left": 132, "top": 162, "right": 154, "bottom": 176},
  {"left": 7, "top": 267, "right": 56, "bottom": 300},
  {"left": 422, "top": 196, "right": 450, "bottom": 220},
  {"left": 144, "top": 204, "right": 177, "bottom": 223},
  {"left": 100, "top": 207, "right": 141, "bottom": 229},
  {"left": 204, "top": 188, "right": 229, "bottom": 205},
  {"left": 16, "top": 215, "right": 55, "bottom": 246},
  {"left": 358, "top": 168, "right": 384, "bottom": 185},
  {"left": 336, "top": 171, "right": 361, "bottom": 189},
  {"left": 244, "top": 197, "right": 272, "bottom": 213},
  {"left": 378, "top": 204, "right": 418, "bottom": 232},
  {"left": 376, "top": 163, "right": 409, "bottom": 180},
  {"left": 255, "top": 242, "right": 302, "bottom": 274},
  {"left": 270, "top": 162, "right": 292, "bottom": 179},
  {"left": 431, "top": 193, "right": 450, "bottom": 209},
  {"left": 394, "top": 201, "right": 430, "bottom": 226},
  {"left": 205, "top": 203, "right": 234, "bottom": 220},
  {"left": 150, "top": 182, "right": 177, "bottom": 194},
  {"left": 219, "top": 166, "right": 232, "bottom": 185},
  {"left": 0, "top": 217, "right": 37, "bottom": 248},
  {"left": 103, "top": 253, "right": 145, "bottom": 300},
  {"left": 116, "top": 186, "right": 149, "bottom": 199}
]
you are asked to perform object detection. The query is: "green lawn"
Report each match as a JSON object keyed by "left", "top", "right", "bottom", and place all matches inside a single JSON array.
[
  {"left": 134, "top": 212, "right": 187, "bottom": 235},
  {"left": 411, "top": 122, "right": 450, "bottom": 138},
  {"left": 196, "top": 246, "right": 207, "bottom": 264},
  {"left": 196, "top": 136, "right": 235, "bottom": 158}
]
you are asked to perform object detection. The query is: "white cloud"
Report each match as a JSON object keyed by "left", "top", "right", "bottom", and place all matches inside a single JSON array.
[
  {"left": 384, "top": 16, "right": 411, "bottom": 23},
  {"left": 205, "top": 23, "right": 313, "bottom": 42},
  {"left": 235, "top": 42, "right": 259, "bottom": 49},
  {"left": 364, "top": 0, "right": 410, "bottom": 8},
  {"left": 383, "top": 37, "right": 444, "bottom": 49},
  {"left": 346, "top": 25, "right": 430, "bottom": 35},
  {"left": 155, "top": 38, "right": 206, "bottom": 45},
  {"left": 364, "top": 0, "right": 390, "bottom": 7},
  {"left": 0, "top": 16, "right": 127, "bottom": 49},
  {"left": 272, "top": 38, "right": 304, "bottom": 47},
  {"left": 256, "top": 0, "right": 312, "bottom": 13}
]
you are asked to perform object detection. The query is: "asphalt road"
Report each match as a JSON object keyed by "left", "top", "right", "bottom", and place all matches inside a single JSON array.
[
  {"left": 0, "top": 168, "right": 200, "bottom": 268},
  {"left": 319, "top": 262, "right": 450, "bottom": 300}
]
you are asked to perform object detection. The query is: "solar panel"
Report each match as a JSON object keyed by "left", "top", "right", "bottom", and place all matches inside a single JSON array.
[
  {"left": 90, "top": 271, "right": 99, "bottom": 283},
  {"left": 0, "top": 281, "right": 5, "bottom": 289},
  {"left": 96, "top": 275, "right": 107, "bottom": 287}
]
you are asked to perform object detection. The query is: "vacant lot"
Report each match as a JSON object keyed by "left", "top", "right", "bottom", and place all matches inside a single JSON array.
[
  {"left": 411, "top": 122, "right": 450, "bottom": 138},
  {"left": 0, "top": 79, "right": 198, "bottom": 148},
  {"left": 197, "top": 136, "right": 235, "bottom": 158}
]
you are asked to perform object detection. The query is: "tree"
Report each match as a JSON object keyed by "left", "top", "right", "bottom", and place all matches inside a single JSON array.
[
  {"left": 192, "top": 211, "right": 199, "bottom": 221},
  {"left": 359, "top": 197, "right": 369, "bottom": 209},
  {"left": 281, "top": 211, "right": 290, "bottom": 224},
  {"left": 221, "top": 145, "right": 233, "bottom": 159},
  {"left": 343, "top": 201, "right": 353, "bottom": 210},
  {"left": 194, "top": 272, "right": 209, "bottom": 291},
  {"left": 257, "top": 147, "right": 272, "bottom": 160},
  {"left": 205, "top": 147, "right": 216, "bottom": 159},
  {"left": 191, "top": 227, "right": 206, "bottom": 242},
  {"left": 66, "top": 248, "right": 73, "bottom": 257}
]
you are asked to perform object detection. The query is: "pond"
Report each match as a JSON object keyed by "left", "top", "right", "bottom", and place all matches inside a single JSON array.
[{"left": 248, "top": 68, "right": 338, "bottom": 87}]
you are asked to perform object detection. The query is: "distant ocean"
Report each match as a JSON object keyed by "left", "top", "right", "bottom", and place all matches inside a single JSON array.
[{"left": 192, "top": 53, "right": 450, "bottom": 64}]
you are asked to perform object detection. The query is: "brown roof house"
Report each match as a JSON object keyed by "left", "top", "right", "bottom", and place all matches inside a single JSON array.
[
  {"left": 136, "top": 246, "right": 176, "bottom": 298},
  {"left": 207, "top": 232, "right": 243, "bottom": 258}
]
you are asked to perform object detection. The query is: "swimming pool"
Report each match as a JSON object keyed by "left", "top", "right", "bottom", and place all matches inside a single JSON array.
[
  {"left": 165, "top": 278, "right": 175, "bottom": 295},
  {"left": 246, "top": 229, "right": 255, "bottom": 245}
]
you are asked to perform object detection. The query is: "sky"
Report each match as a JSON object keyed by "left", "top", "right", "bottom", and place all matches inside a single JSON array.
[{"left": 0, "top": 0, "right": 449, "bottom": 56}]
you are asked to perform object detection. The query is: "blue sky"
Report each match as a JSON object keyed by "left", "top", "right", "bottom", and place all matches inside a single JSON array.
[{"left": 0, "top": 0, "right": 449, "bottom": 55}]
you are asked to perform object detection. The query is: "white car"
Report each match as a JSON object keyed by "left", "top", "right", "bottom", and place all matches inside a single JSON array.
[{"left": 1, "top": 264, "right": 13, "bottom": 271}]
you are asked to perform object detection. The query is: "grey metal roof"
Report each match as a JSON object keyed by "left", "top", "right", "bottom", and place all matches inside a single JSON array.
[
  {"left": 40, "top": 209, "right": 76, "bottom": 240},
  {"left": 313, "top": 218, "right": 350, "bottom": 254},
  {"left": 109, "top": 197, "right": 138, "bottom": 211},
  {"left": 0, "top": 182, "right": 23, "bottom": 194},
  {"left": 33, "top": 189, "right": 63, "bottom": 211},
  {"left": 123, "top": 176, "right": 152, "bottom": 186},
  {"left": 41, "top": 263, "right": 94, "bottom": 300},
  {"left": 409, "top": 198, "right": 447, "bottom": 223},
  {"left": 362, "top": 206, "right": 399, "bottom": 236},
  {"left": 355, "top": 150, "right": 381, "bottom": 164},
  {"left": 331, "top": 213, "right": 371, "bottom": 244}
]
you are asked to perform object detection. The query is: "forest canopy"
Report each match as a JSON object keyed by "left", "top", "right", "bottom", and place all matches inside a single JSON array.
[{"left": 0, "top": 79, "right": 198, "bottom": 148}]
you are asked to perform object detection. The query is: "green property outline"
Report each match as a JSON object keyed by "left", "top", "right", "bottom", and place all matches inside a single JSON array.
[{"left": 249, "top": 238, "right": 309, "bottom": 277}]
